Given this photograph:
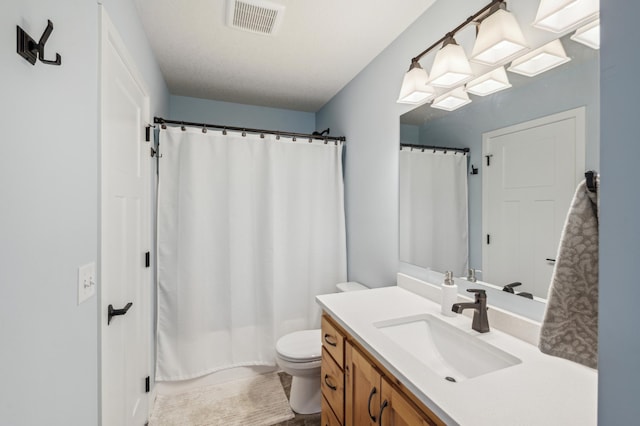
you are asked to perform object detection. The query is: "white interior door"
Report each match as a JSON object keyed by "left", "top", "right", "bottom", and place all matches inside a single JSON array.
[
  {"left": 100, "top": 9, "right": 151, "bottom": 426},
  {"left": 482, "top": 108, "right": 585, "bottom": 299}
]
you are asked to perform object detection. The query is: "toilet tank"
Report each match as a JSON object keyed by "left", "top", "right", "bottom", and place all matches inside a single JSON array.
[{"left": 336, "top": 282, "right": 368, "bottom": 292}]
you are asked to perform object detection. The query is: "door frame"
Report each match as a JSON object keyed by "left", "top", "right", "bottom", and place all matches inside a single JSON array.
[
  {"left": 481, "top": 107, "right": 586, "bottom": 283},
  {"left": 98, "top": 7, "right": 153, "bottom": 424}
]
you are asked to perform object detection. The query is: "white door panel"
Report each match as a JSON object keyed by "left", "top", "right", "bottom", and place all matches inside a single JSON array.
[
  {"left": 100, "top": 9, "right": 151, "bottom": 426},
  {"left": 483, "top": 109, "right": 585, "bottom": 299}
]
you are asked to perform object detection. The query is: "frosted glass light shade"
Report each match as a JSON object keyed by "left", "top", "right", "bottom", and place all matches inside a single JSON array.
[
  {"left": 533, "top": 0, "right": 599, "bottom": 33},
  {"left": 429, "top": 40, "right": 473, "bottom": 88},
  {"left": 466, "top": 67, "right": 512, "bottom": 96},
  {"left": 571, "top": 18, "right": 600, "bottom": 49},
  {"left": 471, "top": 9, "right": 528, "bottom": 66},
  {"left": 397, "top": 62, "right": 435, "bottom": 104},
  {"left": 508, "top": 39, "right": 570, "bottom": 77},
  {"left": 431, "top": 87, "right": 472, "bottom": 111}
]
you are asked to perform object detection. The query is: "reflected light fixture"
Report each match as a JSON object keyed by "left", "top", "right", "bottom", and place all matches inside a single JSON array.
[
  {"left": 397, "top": 60, "right": 435, "bottom": 104},
  {"left": 466, "top": 67, "right": 512, "bottom": 96},
  {"left": 533, "top": 0, "right": 599, "bottom": 33},
  {"left": 431, "top": 87, "right": 472, "bottom": 111},
  {"left": 571, "top": 17, "right": 600, "bottom": 49},
  {"left": 471, "top": 5, "right": 528, "bottom": 66},
  {"left": 429, "top": 35, "right": 474, "bottom": 88},
  {"left": 508, "top": 39, "right": 570, "bottom": 77}
]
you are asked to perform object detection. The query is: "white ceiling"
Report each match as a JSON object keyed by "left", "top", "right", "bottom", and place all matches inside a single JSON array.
[{"left": 134, "top": 0, "right": 436, "bottom": 112}]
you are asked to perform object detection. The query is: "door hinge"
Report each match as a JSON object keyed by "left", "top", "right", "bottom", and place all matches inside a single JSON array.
[
  {"left": 145, "top": 125, "right": 151, "bottom": 142},
  {"left": 485, "top": 154, "right": 493, "bottom": 166},
  {"left": 145, "top": 251, "right": 150, "bottom": 268},
  {"left": 487, "top": 234, "right": 491, "bottom": 244},
  {"left": 145, "top": 376, "right": 150, "bottom": 393}
]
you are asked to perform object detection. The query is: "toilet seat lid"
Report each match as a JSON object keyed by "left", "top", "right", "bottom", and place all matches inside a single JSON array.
[{"left": 276, "top": 329, "right": 321, "bottom": 362}]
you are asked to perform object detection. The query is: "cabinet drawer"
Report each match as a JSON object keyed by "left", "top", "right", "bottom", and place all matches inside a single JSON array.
[
  {"left": 321, "top": 348, "right": 344, "bottom": 422},
  {"left": 322, "top": 315, "right": 345, "bottom": 368},
  {"left": 321, "top": 394, "right": 342, "bottom": 426}
]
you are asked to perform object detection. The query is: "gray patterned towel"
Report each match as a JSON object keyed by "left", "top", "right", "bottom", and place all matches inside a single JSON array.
[{"left": 539, "top": 178, "right": 599, "bottom": 369}]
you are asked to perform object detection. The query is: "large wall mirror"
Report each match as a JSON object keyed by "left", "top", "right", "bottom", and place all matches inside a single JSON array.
[{"left": 399, "top": 34, "right": 599, "bottom": 321}]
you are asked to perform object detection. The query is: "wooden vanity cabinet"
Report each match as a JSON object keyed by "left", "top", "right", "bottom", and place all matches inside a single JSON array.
[
  {"left": 380, "top": 377, "right": 438, "bottom": 426},
  {"left": 321, "top": 312, "right": 445, "bottom": 426},
  {"left": 345, "top": 343, "right": 382, "bottom": 425}
]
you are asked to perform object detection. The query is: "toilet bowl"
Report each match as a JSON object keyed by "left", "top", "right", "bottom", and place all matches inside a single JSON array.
[{"left": 275, "top": 281, "right": 368, "bottom": 414}]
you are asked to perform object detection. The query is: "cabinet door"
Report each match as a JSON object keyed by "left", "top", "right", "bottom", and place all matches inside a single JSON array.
[
  {"left": 380, "top": 377, "right": 437, "bottom": 426},
  {"left": 345, "top": 343, "right": 381, "bottom": 426}
]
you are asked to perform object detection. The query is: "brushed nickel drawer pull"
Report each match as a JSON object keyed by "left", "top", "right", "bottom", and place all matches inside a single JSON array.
[{"left": 324, "top": 333, "right": 338, "bottom": 347}]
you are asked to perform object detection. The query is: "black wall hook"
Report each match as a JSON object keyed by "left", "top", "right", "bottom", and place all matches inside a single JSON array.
[{"left": 17, "top": 20, "right": 62, "bottom": 66}]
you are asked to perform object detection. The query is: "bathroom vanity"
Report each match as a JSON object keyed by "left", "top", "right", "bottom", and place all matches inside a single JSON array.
[{"left": 316, "top": 275, "right": 597, "bottom": 425}]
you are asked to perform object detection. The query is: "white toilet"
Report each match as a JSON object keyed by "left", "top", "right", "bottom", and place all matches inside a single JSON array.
[{"left": 275, "top": 281, "right": 368, "bottom": 414}]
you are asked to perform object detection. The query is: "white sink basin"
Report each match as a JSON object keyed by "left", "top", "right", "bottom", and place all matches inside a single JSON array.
[{"left": 375, "top": 314, "right": 521, "bottom": 382}]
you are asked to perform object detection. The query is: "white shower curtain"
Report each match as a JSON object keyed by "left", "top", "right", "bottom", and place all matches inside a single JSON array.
[
  {"left": 156, "top": 127, "right": 347, "bottom": 381},
  {"left": 399, "top": 147, "right": 468, "bottom": 276}
]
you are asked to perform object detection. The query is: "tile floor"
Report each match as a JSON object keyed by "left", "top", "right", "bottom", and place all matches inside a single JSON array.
[{"left": 272, "top": 372, "right": 321, "bottom": 426}]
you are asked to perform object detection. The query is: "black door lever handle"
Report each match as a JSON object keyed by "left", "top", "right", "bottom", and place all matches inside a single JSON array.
[{"left": 108, "top": 302, "right": 133, "bottom": 325}]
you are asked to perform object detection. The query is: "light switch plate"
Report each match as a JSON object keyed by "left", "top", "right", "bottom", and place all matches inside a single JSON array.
[{"left": 78, "top": 262, "right": 96, "bottom": 304}]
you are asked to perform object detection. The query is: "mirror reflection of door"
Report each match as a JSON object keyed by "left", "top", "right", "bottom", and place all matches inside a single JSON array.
[{"left": 482, "top": 108, "right": 585, "bottom": 299}]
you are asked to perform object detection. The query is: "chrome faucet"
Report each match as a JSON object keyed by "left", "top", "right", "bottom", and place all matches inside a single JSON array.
[{"left": 451, "top": 289, "right": 490, "bottom": 333}]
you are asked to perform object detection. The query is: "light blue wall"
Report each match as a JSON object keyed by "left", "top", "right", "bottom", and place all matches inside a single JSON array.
[
  {"left": 170, "top": 95, "right": 316, "bottom": 133},
  {"left": 416, "top": 51, "right": 599, "bottom": 274},
  {"left": 400, "top": 124, "right": 419, "bottom": 145},
  {"left": 598, "top": 0, "right": 640, "bottom": 423},
  {"left": 0, "top": 1, "right": 168, "bottom": 424}
]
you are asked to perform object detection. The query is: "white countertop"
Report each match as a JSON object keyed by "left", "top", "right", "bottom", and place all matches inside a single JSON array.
[{"left": 316, "top": 286, "right": 597, "bottom": 426}]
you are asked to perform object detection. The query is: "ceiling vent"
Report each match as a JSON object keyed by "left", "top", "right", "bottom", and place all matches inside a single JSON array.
[{"left": 226, "top": 0, "right": 286, "bottom": 36}]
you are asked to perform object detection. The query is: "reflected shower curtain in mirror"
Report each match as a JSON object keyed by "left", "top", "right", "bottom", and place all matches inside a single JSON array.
[
  {"left": 399, "top": 148, "right": 468, "bottom": 276},
  {"left": 156, "top": 127, "right": 347, "bottom": 381}
]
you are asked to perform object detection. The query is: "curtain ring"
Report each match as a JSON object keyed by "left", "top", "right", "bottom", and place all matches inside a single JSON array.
[
  {"left": 242, "top": 130, "right": 246, "bottom": 137},
  {"left": 308, "top": 138, "right": 312, "bottom": 143},
  {"left": 260, "top": 133, "right": 264, "bottom": 139},
  {"left": 222, "top": 128, "right": 227, "bottom": 135},
  {"left": 276, "top": 133, "right": 280, "bottom": 140},
  {"left": 292, "top": 136, "right": 297, "bottom": 142},
  {"left": 202, "top": 124, "right": 207, "bottom": 133},
  {"left": 180, "top": 122, "right": 186, "bottom": 131}
]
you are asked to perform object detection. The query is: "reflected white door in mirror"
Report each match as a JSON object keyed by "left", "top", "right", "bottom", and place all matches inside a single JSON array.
[{"left": 482, "top": 108, "right": 585, "bottom": 299}]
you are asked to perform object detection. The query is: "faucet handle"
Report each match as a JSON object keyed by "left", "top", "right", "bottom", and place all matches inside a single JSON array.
[
  {"left": 502, "top": 282, "right": 522, "bottom": 294},
  {"left": 466, "top": 288, "right": 486, "bottom": 302}
]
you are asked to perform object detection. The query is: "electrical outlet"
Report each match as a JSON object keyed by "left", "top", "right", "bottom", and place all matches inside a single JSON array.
[{"left": 78, "top": 262, "right": 96, "bottom": 304}]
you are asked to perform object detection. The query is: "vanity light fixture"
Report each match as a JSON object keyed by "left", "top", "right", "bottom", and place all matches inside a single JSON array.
[
  {"left": 429, "top": 35, "right": 474, "bottom": 88},
  {"left": 396, "top": 0, "right": 509, "bottom": 104},
  {"left": 397, "top": 60, "right": 435, "bottom": 104},
  {"left": 471, "top": 5, "right": 528, "bottom": 66},
  {"left": 466, "top": 67, "right": 512, "bottom": 96},
  {"left": 508, "top": 39, "right": 570, "bottom": 77},
  {"left": 431, "top": 87, "right": 472, "bottom": 111},
  {"left": 533, "top": 0, "right": 599, "bottom": 34},
  {"left": 570, "top": 17, "right": 600, "bottom": 49}
]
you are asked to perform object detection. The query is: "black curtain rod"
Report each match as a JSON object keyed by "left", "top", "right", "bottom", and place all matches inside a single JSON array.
[
  {"left": 401, "top": 143, "right": 469, "bottom": 154},
  {"left": 154, "top": 117, "right": 346, "bottom": 142}
]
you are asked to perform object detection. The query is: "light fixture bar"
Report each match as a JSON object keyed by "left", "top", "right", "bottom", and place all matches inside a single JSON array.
[{"left": 409, "top": 0, "right": 504, "bottom": 64}]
